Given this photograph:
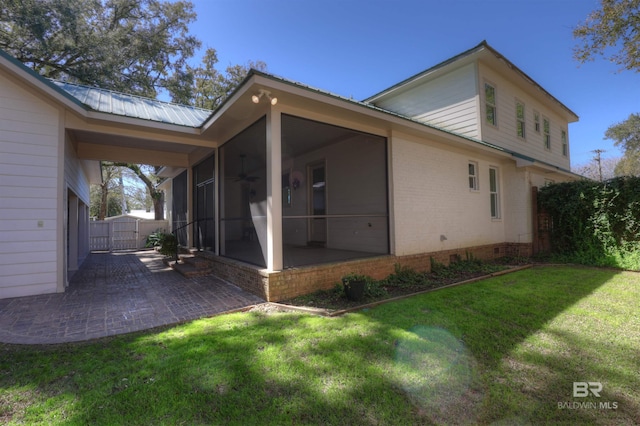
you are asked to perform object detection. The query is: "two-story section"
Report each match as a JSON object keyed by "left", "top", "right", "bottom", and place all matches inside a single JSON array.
[{"left": 365, "top": 41, "right": 578, "bottom": 171}]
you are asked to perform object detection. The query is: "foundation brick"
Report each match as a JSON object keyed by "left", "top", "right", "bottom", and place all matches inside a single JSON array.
[{"left": 197, "top": 242, "right": 531, "bottom": 302}]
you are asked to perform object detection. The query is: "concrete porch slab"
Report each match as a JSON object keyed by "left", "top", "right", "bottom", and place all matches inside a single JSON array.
[{"left": 0, "top": 250, "right": 264, "bottom": 344}]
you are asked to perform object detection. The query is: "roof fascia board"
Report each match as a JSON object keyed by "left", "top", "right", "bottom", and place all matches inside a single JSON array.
[
  {"left": 0, "top": 50, "right": 89, "bottom": 115},
  {"left": 82, "top": 109, "right": 203, "bottom": 135},
  {"left": 513, "top": 153, "right": 577, "bottom": 176},
  {"left": 200, "top": 73, "right": 256, "bottom": 132},
  {"left": 65, "top": 112, "right": 210, "bottom": 147}
]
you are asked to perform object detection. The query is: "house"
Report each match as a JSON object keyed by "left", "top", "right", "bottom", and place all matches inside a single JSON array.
[{"left": 0, "top": 41, "right": 578, "bottom": 301}]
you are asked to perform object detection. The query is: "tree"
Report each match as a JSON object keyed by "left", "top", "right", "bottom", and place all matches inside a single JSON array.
[
  {"left": 573, "top": 0, "right": 640, "bottom": 72},
  {"left": 176, "top": 47, "right": 267, "bottom": 109},
  {"left": 106, "top": 163, "right": 165, "bottom": 220},
  {"left": 90, "top": 165, "right": 124, "bottom": 219},
  {"left": 615, "top": 152, "right": 640, "bottom": 176},
  {"left": 605, "top": 113, "right": 640, "bottom": 176},
  {"left": 606, "top": 113, "right": 640, "bottom": 151},
  {"left": 572, "top": 155, "right": 620, "bottom": 180},
  {"left": 0, "top": 0, "right": 200, "bottom": 98}
]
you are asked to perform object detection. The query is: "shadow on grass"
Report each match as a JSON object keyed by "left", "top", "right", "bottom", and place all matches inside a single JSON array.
[
  {"left": 1, "top": 266, "right": 638, "bottom": 425},
  {"left": 360, "top": 265, "right": 640, "bottom": 424}
]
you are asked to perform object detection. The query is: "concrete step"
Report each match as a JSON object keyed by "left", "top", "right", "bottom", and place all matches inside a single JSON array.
[
  {"left": 180, "top": 255, "right": 211, "bottom": 269},
  {"left": 163, "top": 254, "right": 214, "bottom": 278},
  {"left": 170, "top": 261, "right": 213, "bottom": 278}
]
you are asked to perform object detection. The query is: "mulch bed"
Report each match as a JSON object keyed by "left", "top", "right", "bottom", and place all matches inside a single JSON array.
[{"left": 277, "top": 263, "right": 532, "bottom": 314}]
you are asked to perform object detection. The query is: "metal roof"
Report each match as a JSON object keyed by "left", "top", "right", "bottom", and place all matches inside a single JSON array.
[{"left": 51, "top": 80, "right": 213, "bottom": 127}]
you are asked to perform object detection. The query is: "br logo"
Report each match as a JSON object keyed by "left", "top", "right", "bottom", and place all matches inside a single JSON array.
[{"left": 573, "top": 382, "right": 602, "bottom": 397}]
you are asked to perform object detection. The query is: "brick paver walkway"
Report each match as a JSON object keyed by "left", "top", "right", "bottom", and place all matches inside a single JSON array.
[{"left": 0, "top": 250, "right": 264, "bottom": 344}]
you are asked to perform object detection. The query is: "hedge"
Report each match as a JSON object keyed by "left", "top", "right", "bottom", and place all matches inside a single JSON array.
[{"left": 538, "top": 176, "right": 640, "bottom": 270}]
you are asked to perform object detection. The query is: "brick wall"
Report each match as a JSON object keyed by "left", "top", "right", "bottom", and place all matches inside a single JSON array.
[{"left": 200, "top": 242, "right": 531, "bottom": 302}]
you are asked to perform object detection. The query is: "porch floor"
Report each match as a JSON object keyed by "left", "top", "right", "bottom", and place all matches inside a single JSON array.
[
  {"left": 0, "top": 250, "right": 264, "bottom": 345},
  {"left": 223, "top": 240, "right": 384, "bottom": 268}
]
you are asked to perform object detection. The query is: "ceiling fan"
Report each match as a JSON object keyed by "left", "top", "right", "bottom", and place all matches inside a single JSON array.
[{"left": 233, "top": 154, "right": 260, "bottom": 182}]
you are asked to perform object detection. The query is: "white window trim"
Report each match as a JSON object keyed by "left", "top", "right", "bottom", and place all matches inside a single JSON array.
[
  {"left": 468, "top": 161, "right": 479, "bottom": 191},
  {"left": 516, "top": 99, "right": 526, "bottom": 140},
  {"left": 484, "top": 81, "right": 497, "bottom": 127},
  {"left": 543, "top": 116, "right": 551, "bottom": 151},
  {"left": 561, "top": 130, "right": 568, "bottom": 157},
  {"left": 533, "top": 110, "right": 541, "bottom": 134},
  {"left": 489, "top": 166, "right": 500, "bottom": 219}
]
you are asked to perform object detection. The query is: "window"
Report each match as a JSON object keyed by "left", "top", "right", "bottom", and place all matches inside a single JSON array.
[
  {"left": 485, "top": 83, "right": 497, "bottom": 126},
  {"left": 516, "top": 101, "right": 525, "bottom": 139},
  {"left": 534, "top": 111, "right": 540, "bottom": 133},
  {"left": 489, "top": 167, "right": 500, "bottom": 219},
  {"left": 561, "top": 130, "right": 568, "bottom": 156},
  {"left": 543, "top": 117, "right": 551, "bottom": 150},
  {"left": 468, "top": 161, "right": 478, "bottom": 190}
]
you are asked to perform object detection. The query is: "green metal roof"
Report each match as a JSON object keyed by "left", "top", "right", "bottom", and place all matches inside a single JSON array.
[{"left": 51, "top": 80, "right": 213, "bottom": 127}]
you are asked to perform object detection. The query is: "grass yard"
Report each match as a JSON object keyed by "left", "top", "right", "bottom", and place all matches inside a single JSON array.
[{"left": 1, "top": 266, "right": 639, "bottom": 425}]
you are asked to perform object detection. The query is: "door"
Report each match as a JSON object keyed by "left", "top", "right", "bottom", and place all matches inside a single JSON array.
[
  {"left": 193, "top": 154, "right": 215, "bottom": 251},
  {"left": 112, "top": 219, "right": 138, "bottom": 250},
  {"left": 308, "top": 161, "right": 327, "bottom": 246}
]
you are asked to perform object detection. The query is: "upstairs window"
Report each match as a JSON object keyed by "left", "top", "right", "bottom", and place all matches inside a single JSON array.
[
  {"left": 534, "top": 111, "right": 541, "bottom": 134},
  {"left": 468, "top": 161, "right": 478, "bottom": 191},
  {"left": 543, "top": 117, "right": 551, "bottom": 150},
  {"left": 516, "top": 101, "right": 526, "bottom": 139},
  {"left": 489, "top": 167, "right": 500, "bottom": 219},
  {"left": 561, "top": 130, "right": 568, "bottom": 156},
  {"left": 485, "top": 83, "right": 497, "bottom": 126}
]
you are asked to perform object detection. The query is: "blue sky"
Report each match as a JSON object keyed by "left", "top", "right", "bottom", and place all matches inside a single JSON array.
[{"left": 187, "top": 0, "right": 638, "bottom": 167}]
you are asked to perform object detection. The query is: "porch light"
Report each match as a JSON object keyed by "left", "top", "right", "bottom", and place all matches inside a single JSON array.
[{"left": 252, "top": 89, "right": 277, "bottom": 105}]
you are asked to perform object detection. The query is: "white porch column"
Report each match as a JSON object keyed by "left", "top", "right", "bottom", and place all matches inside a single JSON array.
[{"left": 266, "top": 107, "right": 283, "bottom": 271}]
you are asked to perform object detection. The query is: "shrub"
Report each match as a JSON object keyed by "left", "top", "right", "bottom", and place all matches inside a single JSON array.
[
  {"left": 382, "top": 264, "right": 425, "bottom": 288},
  {"left": 539, "top": 176, "right": 640, "bottom": 270},
  {"left": 146, "top": 231, "right": 178, "bottom": 258}
]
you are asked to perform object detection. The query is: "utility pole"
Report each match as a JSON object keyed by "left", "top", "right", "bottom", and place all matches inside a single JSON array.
[{"left": 592, "top": 149, "right": 605, "bottom": 182}]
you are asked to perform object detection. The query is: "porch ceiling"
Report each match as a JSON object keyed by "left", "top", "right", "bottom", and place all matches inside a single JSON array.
[{"left": 70, "top": 129, "right": 213, "bottom": 168}]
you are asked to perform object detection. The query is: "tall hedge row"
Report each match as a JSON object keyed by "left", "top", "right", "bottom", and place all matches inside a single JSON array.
[{"left": 538, "top": 176, "right": 640, "bottom": 269}]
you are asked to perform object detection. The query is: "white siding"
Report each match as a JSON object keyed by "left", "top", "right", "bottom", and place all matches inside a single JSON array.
[
  {"left": 374, "top": 63, "right": 479, "bottom": 139},
  {"left": 478, "top": 63, "right": 571, "bottom": 170},
  {"left": 0, "top": 73, "right": 61, "bottom": 298},
  {"left": 64, "top": 135, "right": 90, "bottom": 205}
]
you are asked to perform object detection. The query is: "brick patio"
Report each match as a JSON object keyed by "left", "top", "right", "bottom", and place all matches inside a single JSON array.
[{"left": 0, "top": 250, "right": 264, "bottom": 344}]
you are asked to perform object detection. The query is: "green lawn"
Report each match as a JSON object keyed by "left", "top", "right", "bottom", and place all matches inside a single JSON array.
[{"left": 1, "top": 266, "right": 638, "bottom": 425}]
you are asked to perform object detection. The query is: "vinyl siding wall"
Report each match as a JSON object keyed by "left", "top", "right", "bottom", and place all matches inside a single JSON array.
[
  {"left": 374, "top": 63, "right": 479, "bottom": 139},
  {"left": 478, "top": 62, "right": 571, "bottom": 169},
  {"left": 0, "top": 74, "right": 61, "bottom": 298},
  {"left": 64, "top": 135, "right": 90, "bottom": 205},
  {"left": 64, "top": 133, "right": 92, "bottom": 274}
]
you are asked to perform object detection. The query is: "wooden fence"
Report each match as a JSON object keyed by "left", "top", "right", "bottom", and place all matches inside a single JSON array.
[{"left": 90, "top": 217, "right": 168, "bottom": 251}]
